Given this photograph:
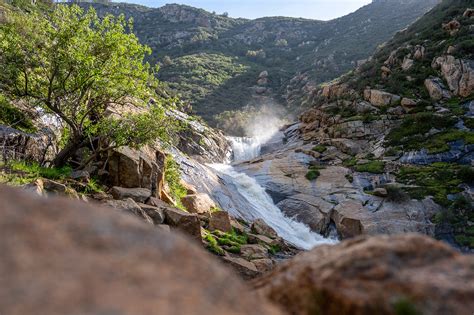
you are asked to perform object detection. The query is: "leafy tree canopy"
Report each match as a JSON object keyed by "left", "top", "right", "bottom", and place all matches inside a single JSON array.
[{"left": 0, "top": 4, "right": 175, "bottom": 167}]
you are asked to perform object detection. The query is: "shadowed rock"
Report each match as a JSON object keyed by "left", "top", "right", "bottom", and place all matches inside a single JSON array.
[{"left": 0, "top": 185, "right": 282, "bottom": 315}]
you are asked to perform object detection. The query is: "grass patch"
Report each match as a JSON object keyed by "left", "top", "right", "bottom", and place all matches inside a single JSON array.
[
  {"left": 396, "top": 163, "right": 472, "bottom": 207},
  {"left": 425, "top": 129, "right": 474, "bottom": 154},
  {"left": 354, "top": 161, "right": 385, "bottom": 174},
  {"left": 0, "top": 161, "right": 71, "bottom": 186},
  {"left": 386, "top": 112, "right": 456, "bottom": 149},
  {"left": 312, "top": 145, "right": 327, "bottom": 153},
  {"left": 343, "top": 157, "right": 357, "bottom": 167},
  {"left": 306, "top": 165, "right": 325, "bottom": 181},
  {"left": 204, "top": 234, "right": 225, "bottom": 256},
  {"left": 393, "top": 298, "right": 420, "bottom": 315}
]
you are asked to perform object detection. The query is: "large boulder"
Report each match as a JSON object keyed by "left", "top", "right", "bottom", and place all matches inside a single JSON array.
[
  {"left": 107, "top": 146, "right": 165, "bottom": 197},
  {"left": 425, "top": 77, "right": 452, "bottom": 100},
  {"left": 364, "top": 89, "right": 400, "bottom": 107},
  {"left": 209, "top": 211, "right": 233, "bottom": 233},
  {"left": 162, "top": 206, "right": 202, "bottom": 241},
  {"left": 251, "top": 219, "right": 278, "bottom": 239},
  {"left": 253, "top": 234, "right": 474, "bottom": 315},
  {"left": 432, "top": 55, "right": 474, "bottom": 98},
  {"left": 0, "top": 125, "right": 55, "bottom": 163},
  {"left": 0, "top": 185, "right": 282, "bottom": 315},
  {"left": 105, "top": 198, "right": 154, "bottom": 225},
  {"left": 110, "top": 186, "right": 151, "bottom": 203},
  {"left": 181, "top": 193, "right": 216, "bottom": 214}
]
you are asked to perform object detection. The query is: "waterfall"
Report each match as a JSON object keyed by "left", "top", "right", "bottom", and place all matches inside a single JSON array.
[
  {"left": 208, "top": 134, "right": 336, "bottom": 250},
  {"left": 227, "top": 137, "right": 262, "bottom": 162}
]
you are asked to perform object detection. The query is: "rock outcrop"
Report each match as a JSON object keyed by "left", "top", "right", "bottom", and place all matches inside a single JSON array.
[
  {"left": 253, "top": 234, "right": 474, "bottom": 315},
  {"left": 0, "top": 125, "right": 56, "bottom": 164},
  {"left": 432, "top": 55, "right": 474, "bottom": 98},
  {"left": 107, "top": 146, "right": 165, "bottom": 198},
  {"left": 0, "top": 185, "right": 283, "bottom": 315}
]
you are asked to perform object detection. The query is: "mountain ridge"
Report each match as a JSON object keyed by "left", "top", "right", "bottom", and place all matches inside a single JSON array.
[{"left": 77, "top": 0, "right": 440, "bottom": 130}]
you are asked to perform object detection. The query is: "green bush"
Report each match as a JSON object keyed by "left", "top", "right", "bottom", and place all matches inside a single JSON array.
[
  {"left": 306, "top": 169, "right": 320, "bottom": 181},
  {"left": 0, "top": 95, "right": 36, "bottom": 133},
  {"left": 165, "top": 155, "right": 187, "bottom": 210},
  {"left": 354, "top": 161, "right": 385, "bottom": 174},
  {"left": 204, "top": 234, "right": 225, "bottom": 256},
  {"left": 386, "top": 113, "right": 456, "bottom": 148},
  {"left": 312, "top": 145, "right": 327, "bottom": 153}
]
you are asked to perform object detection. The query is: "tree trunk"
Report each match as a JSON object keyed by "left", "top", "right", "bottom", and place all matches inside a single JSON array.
[{"left": 52, "top": 135, "right": 85, "bottom": 168}]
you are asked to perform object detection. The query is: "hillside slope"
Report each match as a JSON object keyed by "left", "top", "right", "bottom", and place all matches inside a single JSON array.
[
  {"left": 283, "top": 0, "right": 473, "bottom": 249},
  {"left": 79, "top": 0, "right": 439, "bottom": 128}
]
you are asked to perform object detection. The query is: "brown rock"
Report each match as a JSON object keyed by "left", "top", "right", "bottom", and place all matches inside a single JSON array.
[
  {"left": 181, "top": 193, "right": 216, "bottom": 214},
  {"left": 107, "top": 146, "right": 165, "bottom": 198},
  {"left": 365, "top": 89, "right": 400, "bottom": 107},
  {"left": 180, "top": 180, "right": 198, "bottom": 195},
  {"left": 209, "top": 211, "right": 232, "bottom": 233},
  {"left": 253, "top": 234, "right": 474, "bottom": 315},
  {"left": 401, "top": 98, "right": 418, "bottom": 112},
  {"left": 110, "top": 186, "right": 151, "bottom": 203},
  {"left": 163, "top": 207, "right": 202, "bottom": 241},
  {"left": 425, "top": 77, "right": 452, "bottom": 100},
  {"left": 0, "top": 185, "right": 282, "bottom": 315},
  {"left": 23, "top": 179, "right": 44, "bottom": 196},
  {"left": 106, "top": 198, "right": 154, "bottom": 225},
  {"left": 42, "top": 179, "right": 79, "bottom": 199},
  {"left": 138, "top": 203, "right": 165, "bottom": 224},
  {"left": 240, "top": 244, "right": 269, "bottom": 260},
  {"left": 401, "top": 57, "right": 414, "bottom": 71},
  {"left": 432, "top": 55, "right": 473, "bottom": 98},
  {"left": 253, "top": 259, "right": 275, "bottom": 273},
  {"left": 442, "top": 19, "right": 461, "bottom": 36},
  {"left": 0, "top": 125, "right": 55, "bottom": 163},
  {"left": 251, "top": 219, "right": 278, "bottom": 239},
  {"left": 373, "top": 188, "right": 388, "bottom": 198},
  {"left": 221, "top": 256, "right": 260, "bottom": 280},
  {"left": 160, "top": 189, "right": 176, "bottom": 206}
]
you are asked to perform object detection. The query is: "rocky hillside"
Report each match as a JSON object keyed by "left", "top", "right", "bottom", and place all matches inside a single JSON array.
[
  {"left": 241, "top": 0, "right": 473, "bottom": 250},
  {"left": 79, "top": 0, "right": 439, "bottom": 128}
]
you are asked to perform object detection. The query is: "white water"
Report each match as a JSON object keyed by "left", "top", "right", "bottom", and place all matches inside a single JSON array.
[
  {"left": 209, "top": 132, "right": 337, "bottom": 250},
  {"left": 227, "top": 137, "right": 262, "bottom": 162}
]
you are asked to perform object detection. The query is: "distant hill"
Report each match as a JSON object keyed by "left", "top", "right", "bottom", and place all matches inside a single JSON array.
[{"left": 80, "top": 0, "right": 440, "bottom": 127}]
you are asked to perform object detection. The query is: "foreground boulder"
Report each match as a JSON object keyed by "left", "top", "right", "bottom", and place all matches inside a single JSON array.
[
  {"left": 253, "top": 234, "right": 474, "bottom": 315},
  {"left": 0, "top": 185, "right": 282, "bottom": 315}
]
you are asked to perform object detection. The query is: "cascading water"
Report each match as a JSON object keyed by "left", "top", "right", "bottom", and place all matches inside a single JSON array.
[
  {"left": 227, "top": 137, "right": 262, "bottom": 162},
  {"left": 208, "top": 132, "right": 337, "bottom": 250}
]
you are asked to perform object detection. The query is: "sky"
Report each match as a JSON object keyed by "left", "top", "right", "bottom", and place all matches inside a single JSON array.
[{"left": 118, "top": 0, "right": 373, "bottom": 20}]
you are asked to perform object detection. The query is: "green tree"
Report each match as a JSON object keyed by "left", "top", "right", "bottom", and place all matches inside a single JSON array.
[{"left": 0, "top": 5, "right": 173, "bottom": 167}]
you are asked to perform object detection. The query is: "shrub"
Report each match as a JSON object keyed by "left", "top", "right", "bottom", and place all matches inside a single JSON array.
[
  {"left": 306, "top": 168, "right": 321, "bottom": 181},
  {"left": 165, "top": 156, "right": 187, "bottom": 210},
  {"left": 312, "top": 145, "right": 327, "bottom": 153},
  {"left": 204, "top": 234, "right": 225, "bottom": 256},
  {"left": 0, "top": 95, "right": 36, "bottom": 133},
  {"left": 385, "top": 185, "right": 410, "bottom": 203},
  {"left": 354, "top": 161, "right": 385, "bottom": 174}
]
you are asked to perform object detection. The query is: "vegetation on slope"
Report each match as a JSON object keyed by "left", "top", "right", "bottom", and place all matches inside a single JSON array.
[{"left": 76, "top": 0, "right": 440, "bottom": 124}]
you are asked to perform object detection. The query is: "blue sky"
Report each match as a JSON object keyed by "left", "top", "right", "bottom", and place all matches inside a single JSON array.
[{"left": 118, "top": 0, "right": 373, "bottom": 20}]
